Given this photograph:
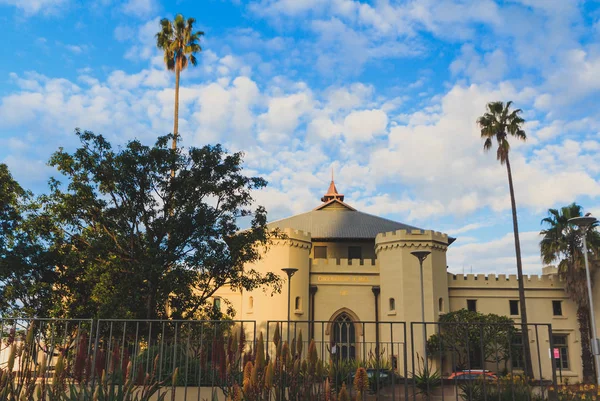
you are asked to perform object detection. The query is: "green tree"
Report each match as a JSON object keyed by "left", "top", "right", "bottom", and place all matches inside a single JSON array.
[
  {"left": 0, "top": 164, "right": 57, "bottom": 317},
  {"left": 477, "top": 100, "right": 532, "bottom": 376},
  {"left": 540, "top": 203, "right": 600, "bottom": 383},
  {"left": 156, "top": 14, "right": 203, "bottom": 153},
  {"left": 5, "top": 130, "right": 282, "bottom": 319},
  {"left": 426, "top": 309, "right": 517, "bottom": 372}
]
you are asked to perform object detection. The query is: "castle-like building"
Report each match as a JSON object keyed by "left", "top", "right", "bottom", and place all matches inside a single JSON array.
[{"left": 215, "top": 180, "right": 592, "bottom": 382}]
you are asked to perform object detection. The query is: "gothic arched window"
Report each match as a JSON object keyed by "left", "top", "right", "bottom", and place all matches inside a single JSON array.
[{"left": 332, "top": 313, "right": 356, "bottom": 360}]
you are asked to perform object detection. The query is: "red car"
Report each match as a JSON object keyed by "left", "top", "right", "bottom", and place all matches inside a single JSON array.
[{"left": 448, "top": 370, "right": 497, "bottom": 381}]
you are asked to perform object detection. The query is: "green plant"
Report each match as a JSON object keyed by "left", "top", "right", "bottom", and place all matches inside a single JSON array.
[
  {"left": 412, "top": 355, "right": 441, "bottom": 401},
  {"left": 459, "top": 374, "right": 535, "bottom": 401},
  {"left": 66, "top": 358, "right": 170, "bottom": 401}
]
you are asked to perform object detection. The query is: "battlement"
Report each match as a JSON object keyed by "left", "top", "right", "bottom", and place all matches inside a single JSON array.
[
  {"left": 311, "top": 258, "right": 378, "bottom": 268},
  {"left": 375, "top": 229, "right": 449, "bottom": 253},
  {"left": 376, "top": 229, "right": 448, "bottom": 242},
  {"left": 270, "top": 228, "right": 312, "bottom": 249},
  {"left": 448, "top": 272, "right": 563, "bottom": 289}
]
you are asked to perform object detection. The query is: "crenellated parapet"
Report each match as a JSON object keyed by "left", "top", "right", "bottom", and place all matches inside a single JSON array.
[
  {"left": 271, "top": 228, "right": 312, "bottom": 249},
  {"left": 311, "top": 258, "right": 378, "bottom": 268},
  {"left": 375, "top": 229, "right": 449, "bottom": 253},
  {"left": 448, "top": 272, "right": 563, "bottom": 289}
]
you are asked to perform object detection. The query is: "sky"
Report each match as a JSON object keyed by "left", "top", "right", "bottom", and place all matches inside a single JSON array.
[{"left": 1, "top": 0, "right": 600, "bottom": 275}]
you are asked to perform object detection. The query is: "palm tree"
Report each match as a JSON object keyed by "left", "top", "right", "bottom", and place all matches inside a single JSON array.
[
  {"left": 477, "top": 101, "right": 533, "bottom": 376},
  {"left": 156, "top": 14, "right": 203, "bottom": 154},
  {"left": 540, "top": 204, "right": 600, "bottom": 383}
]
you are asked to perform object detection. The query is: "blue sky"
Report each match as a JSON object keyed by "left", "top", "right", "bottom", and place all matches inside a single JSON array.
[{"left": 1, "top": 0, "right": 600, "bottom": 275}]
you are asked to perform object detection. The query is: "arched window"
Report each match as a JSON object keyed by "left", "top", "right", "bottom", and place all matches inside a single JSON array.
[
  {"left": 214, "top": 297, "right": 221, "bottom": 312},
  {"left": 332, "top": 313, "right": 356, "bottom": 360},
  {"left": 389, "top": 298, "right": 396, "bottom": 311},
  {"left": 248, "top": 296, "right": 254, "bottom": 310},
  {"left": 438, "top": 297, "right": 444, "bottom": 313},
  {"left": 295, "top": 296, "right": 301, "bottom": 310}
]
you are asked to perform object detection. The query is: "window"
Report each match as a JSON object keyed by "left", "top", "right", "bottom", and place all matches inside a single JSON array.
[
  {"left": 438, "top": 297, "right": 444, "bottom": 313},
  {"left": 553, "top": 335, "right": 569, "bottom": 370},
  {"left": 214, "top": 297, "right": 221, "bottom": 312},
  {"left": 314, "top": 246, "right": 327, "bottom": 259},
  {"left": 389, "top": 298, "right": 396, "bottom": 311},
  {"left": 332, "top": 313, "right": 356, "bottom": 360},
  {"left": 348, "top": 246, "right": 362, "bottom": 260},
  {"left": 467, "top": 299, "right": 477, "bottom": 312},
  {"left": 295, "top": 296, "right": 301, "bottom": 310},
  {"left": 553, "top": 300, "right": 563, "bottom": 316},
  {"left": 248, "top": 296, "right": 254, "bottom": 310},
  {"left": 511, "top": 335, "right": 525, "bottom": 369},
  {"left": 509, "top": 300, "right": 519, "bottom": 316}
]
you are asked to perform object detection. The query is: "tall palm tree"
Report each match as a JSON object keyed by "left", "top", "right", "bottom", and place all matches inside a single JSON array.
[
  {"left": 540, "top": 204, "right": 600, "bottom": 383},
  {"left": 156, "top": 14, "right": 203, "bottom": 154},
  {"left": 477, "top": 101, "right": 532, "bottom": 375}
]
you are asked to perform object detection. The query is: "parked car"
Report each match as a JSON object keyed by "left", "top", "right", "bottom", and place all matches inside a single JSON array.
[
  {"left": 448, "top": 370, "right": 497, "bottom": 381},
  {"left": 349, "top": 368, "right": 404, "bottom": 393}
]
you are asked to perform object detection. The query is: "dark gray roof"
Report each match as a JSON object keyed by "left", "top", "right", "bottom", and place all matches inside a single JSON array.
[{"left": 267, "top": 207, "right": 422, "bottom": 239}]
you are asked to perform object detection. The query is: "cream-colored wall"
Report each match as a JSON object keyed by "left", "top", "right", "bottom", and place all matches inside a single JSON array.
[
  {"left": 448, "top": 273, "right": 580, "bottom": 382},
  {"left": 375, "top": 229, "right": 449, "bottom": 369},
  {"left": 213, "top": 226, "right": 589, "bottom": 383}
]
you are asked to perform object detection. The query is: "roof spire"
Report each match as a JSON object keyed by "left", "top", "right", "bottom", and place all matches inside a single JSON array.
[{"left": 321, "top": 169, "right": 344, "bottom": 203}]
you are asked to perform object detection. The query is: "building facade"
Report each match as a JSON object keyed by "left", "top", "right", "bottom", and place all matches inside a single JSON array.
[{"left": 215, "top": 180, "right": 595, "bottom": 383}]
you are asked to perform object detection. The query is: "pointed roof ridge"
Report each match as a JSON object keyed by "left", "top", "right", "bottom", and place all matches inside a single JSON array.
[
  {"left": 321, "top": 171, "right": 344, "bottom": 203},
  {"left": 314, "top": 198, "right": 356, "bottom": 211}
]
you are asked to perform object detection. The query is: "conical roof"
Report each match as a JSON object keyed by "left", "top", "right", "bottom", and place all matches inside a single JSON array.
[{"left": 267, "top": 179, "right": 455, "bottom": 242}]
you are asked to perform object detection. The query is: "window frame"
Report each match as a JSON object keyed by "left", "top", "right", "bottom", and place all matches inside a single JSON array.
[
  {"left": 509, "top": 300, "right": 520, "bottom": 316},
  {"left": 467, "top": 299, "right": 477, "bottom": 312},
  {"left": 314, "top": 246, "right": 328, "bottom": 259},
  {"left": 552, "top": 334, "right": 569, "bottom": 370},
  {"left": 511, "top": 334, "right": 525, "bottom": 369},
  {"left": 552, "top": 300, "right": 563, "bottom": 316},
  {"left": 348, "top": 246, "right": 362, "bottom": 260}
]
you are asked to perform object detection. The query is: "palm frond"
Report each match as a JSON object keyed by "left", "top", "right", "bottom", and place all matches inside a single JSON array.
[{"left": 155, "top": 13, "right": 203, "bottom": 73}]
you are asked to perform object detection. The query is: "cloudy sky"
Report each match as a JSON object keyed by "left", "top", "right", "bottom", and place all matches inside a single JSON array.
[{"left": 1, "top": 0, "right": 599, "bottom": 275}]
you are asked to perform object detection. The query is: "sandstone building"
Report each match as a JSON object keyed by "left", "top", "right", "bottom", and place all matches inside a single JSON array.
[{"left": 215, "top": 179, "right": 592, "bottom": 383}]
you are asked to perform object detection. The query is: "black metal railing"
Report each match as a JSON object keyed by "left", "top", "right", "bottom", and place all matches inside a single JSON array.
[{"left": 0, "top": 318, "right": 559, "bottom": 400}]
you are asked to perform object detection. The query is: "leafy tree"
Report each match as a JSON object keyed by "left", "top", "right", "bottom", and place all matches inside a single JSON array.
[
  {"left": 477, "top": 101, "right": 532, "bottom": 376},
  {"left": 540, "top": 203, "right": 600, "bottom": 383},
  {"left": 156, "top": 14, "right": 203, "bottom": 153},
  {"left": 0, "top": 165, "right": 57, "bottom": 317},
  {"left": 5, "top": 130, "right": 281, "bottom": 319},
  {"left": 426, "top": 309, "right": 517, "bottom": 372}
]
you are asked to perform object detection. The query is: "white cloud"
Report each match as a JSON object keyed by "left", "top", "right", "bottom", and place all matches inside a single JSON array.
[
  {"left": 0, "top": 0, "right": 68, "bottom": 15},
  {"left": 450, "top": 45, "right": 508, "bottom": 83},
  {"left": 257, "top": 91, "right": 313, "bottom": 143},
  {"left": 114, "top": 25, "right": 135, "bottom": 41},
  {"left": 446, "top": 222, "right": 492, "bottom": 236},
  {"left": 447, "top": 231, "right": 543, "bottom": 274},
  {"left": 121, "top": 0, "right": 158, "bottom": 18},
  {"left": 343, "top": 109, "right": 388, "bottom": 142}
]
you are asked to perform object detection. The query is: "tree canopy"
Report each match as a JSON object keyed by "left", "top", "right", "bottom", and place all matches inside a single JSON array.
[
  {"left": 0, "top": 131, "right": 282, "bottom": 319},
  {"left": 426, "top": 309, "right": 518, "bottom": 371}
]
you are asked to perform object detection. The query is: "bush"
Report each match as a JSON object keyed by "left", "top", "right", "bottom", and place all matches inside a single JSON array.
[{"left": 459, "top": 374, "right": 537, "bottom": 401}]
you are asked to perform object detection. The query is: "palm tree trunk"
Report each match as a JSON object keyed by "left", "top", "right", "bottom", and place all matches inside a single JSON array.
[
  {"left": 170, "top": 65, "right": 180, "bottom": 178},
  {"left": 578, "top": 304, "right": 595, "bottom": 382},
  {"left": 505, "top": 155, "right": 534, "bottom": 377},
  {"left": 173, "top": 66, "right": 180, "bottom": 150}
]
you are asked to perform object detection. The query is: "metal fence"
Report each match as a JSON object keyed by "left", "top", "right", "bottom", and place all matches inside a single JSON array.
[{"left": 0, "top": 318, "right": 559, "bottom": 401}]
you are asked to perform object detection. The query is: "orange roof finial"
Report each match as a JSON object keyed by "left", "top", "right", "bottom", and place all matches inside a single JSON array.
[{"left": 321, "top": 168, "right": 344, "bottom": 203}]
